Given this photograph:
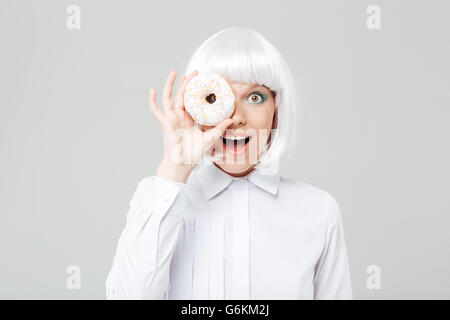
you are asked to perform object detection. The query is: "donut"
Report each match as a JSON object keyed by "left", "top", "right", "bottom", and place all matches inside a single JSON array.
[{"left": 184, "top": 72, "right": 235, "bottom": 126}]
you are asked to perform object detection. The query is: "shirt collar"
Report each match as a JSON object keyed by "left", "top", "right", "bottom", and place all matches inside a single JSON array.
[{"left": 197, "top": 162, "right": 280, "bottom": 200}]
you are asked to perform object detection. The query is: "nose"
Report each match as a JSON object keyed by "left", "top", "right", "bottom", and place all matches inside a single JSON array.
[{"left": 229, "top": 102, "right": 246, "bottom": 127}]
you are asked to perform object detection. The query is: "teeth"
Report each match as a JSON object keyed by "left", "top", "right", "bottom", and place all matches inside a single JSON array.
[{"left": 223, "top": 135, "right": 247, "bottom": 141}]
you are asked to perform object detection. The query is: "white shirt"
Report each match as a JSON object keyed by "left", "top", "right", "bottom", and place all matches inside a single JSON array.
[{"left": 105, "top": 162, "right": 353, "bottom": 299}]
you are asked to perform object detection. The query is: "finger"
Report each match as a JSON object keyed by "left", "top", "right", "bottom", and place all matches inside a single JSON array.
[
  {"left": 175, "top": 70, "right": 199, "bottom": 111},
  {"left": 174, "top": 74, "right": 187, "bottom": 111},
  {"left": 180, "top": 74, "right": 186, "bottom": 85},
  {"left": 148, "top": 88, "right": 167, "bottom": 126},
  {"left": 203, "top": 118, "right": 233, "bottom": 148},
  {"left": 162, "top": 69, "right": 177, "bottom": 113}
]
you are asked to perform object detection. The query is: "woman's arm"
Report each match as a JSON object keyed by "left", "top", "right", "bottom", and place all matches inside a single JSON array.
[
  {"left": 105, "top": 175, "right": 184, "bottom": 299},
  {"left": 313, "top": 193, "right": 353, "bottom": 299},
  {"left": 105, "top": 69, "right": 233, "bottom": 299}
]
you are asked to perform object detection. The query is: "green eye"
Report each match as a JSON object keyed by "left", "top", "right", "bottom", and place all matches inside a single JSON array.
[{"left": 247, "top": 92, "right": 267, "bottom": 104}]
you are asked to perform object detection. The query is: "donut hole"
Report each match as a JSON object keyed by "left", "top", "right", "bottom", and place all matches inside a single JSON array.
[{"left": 205, "top": 93, "right": 216, "bottom": 104}]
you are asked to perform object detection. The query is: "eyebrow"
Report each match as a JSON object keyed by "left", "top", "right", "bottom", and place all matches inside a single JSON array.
[
  {"left": 247, "top": 84, "right": 270, "bottom": 91},
  {"left": 233, "top": 83, "right": 276, "bottom": 97},
  {"left": 246, "top": 84, "right": 276, "bottom": 97},
  {"left": 248, "top": 84, "right": 261, "bottom": 89}
]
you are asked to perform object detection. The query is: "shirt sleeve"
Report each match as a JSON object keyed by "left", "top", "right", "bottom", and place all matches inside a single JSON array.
[
  {"left": 313, "top": 193, "right": 353, "bottom": 299},
  {"left": 105, "top": 175, "right": 185, "bottom": 299}
]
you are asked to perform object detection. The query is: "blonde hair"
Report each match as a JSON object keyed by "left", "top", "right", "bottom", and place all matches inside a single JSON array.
[{"left": 183, "top": 27, "right": 298, "bottom": 173}]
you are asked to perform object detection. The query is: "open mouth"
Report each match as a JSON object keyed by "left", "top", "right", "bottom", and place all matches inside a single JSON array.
[{"left": 221, "top": 136, "right": 251, "bottom": 156}]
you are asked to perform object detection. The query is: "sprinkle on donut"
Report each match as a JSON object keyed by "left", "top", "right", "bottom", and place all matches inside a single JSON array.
[{"left": 184, "top": 72, "right": 235, "bottom": 126}]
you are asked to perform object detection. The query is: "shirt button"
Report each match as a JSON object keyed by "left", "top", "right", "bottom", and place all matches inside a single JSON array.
[{"left": 161, "top": 193, "right": 170, "bottom": 201}]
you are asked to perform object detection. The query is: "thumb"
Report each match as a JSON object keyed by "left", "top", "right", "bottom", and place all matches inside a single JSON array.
[{"left": 203, "top": 118, "right": 233, "bottom": 149}]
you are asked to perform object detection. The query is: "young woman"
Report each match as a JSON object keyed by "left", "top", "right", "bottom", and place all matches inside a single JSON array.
[{"left": 105, "top": 27, "right": 353, "bottom": 300}]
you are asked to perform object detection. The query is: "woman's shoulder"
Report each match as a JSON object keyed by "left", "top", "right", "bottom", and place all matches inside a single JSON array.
[{"left": 278, "top": 176, "right": 339, "bottom": 209}]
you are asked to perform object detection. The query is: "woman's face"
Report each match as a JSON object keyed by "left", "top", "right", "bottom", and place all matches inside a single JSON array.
[{"left": 202, "top": 79, "right": 277, "bottom": 177}]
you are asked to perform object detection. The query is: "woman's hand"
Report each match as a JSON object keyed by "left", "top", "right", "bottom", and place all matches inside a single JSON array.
[{"left": 149, "top": 69, "right": 233, "bottom": 183}]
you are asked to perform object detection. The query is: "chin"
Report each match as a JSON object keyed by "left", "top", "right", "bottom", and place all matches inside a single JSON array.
[{"left": 213, "top": 162, "right": 256, "bottom": 177}]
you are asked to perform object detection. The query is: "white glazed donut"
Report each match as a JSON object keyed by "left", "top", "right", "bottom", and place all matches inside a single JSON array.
[{"left": 184, "top": 72, "right": 235, "bottom": 126}]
